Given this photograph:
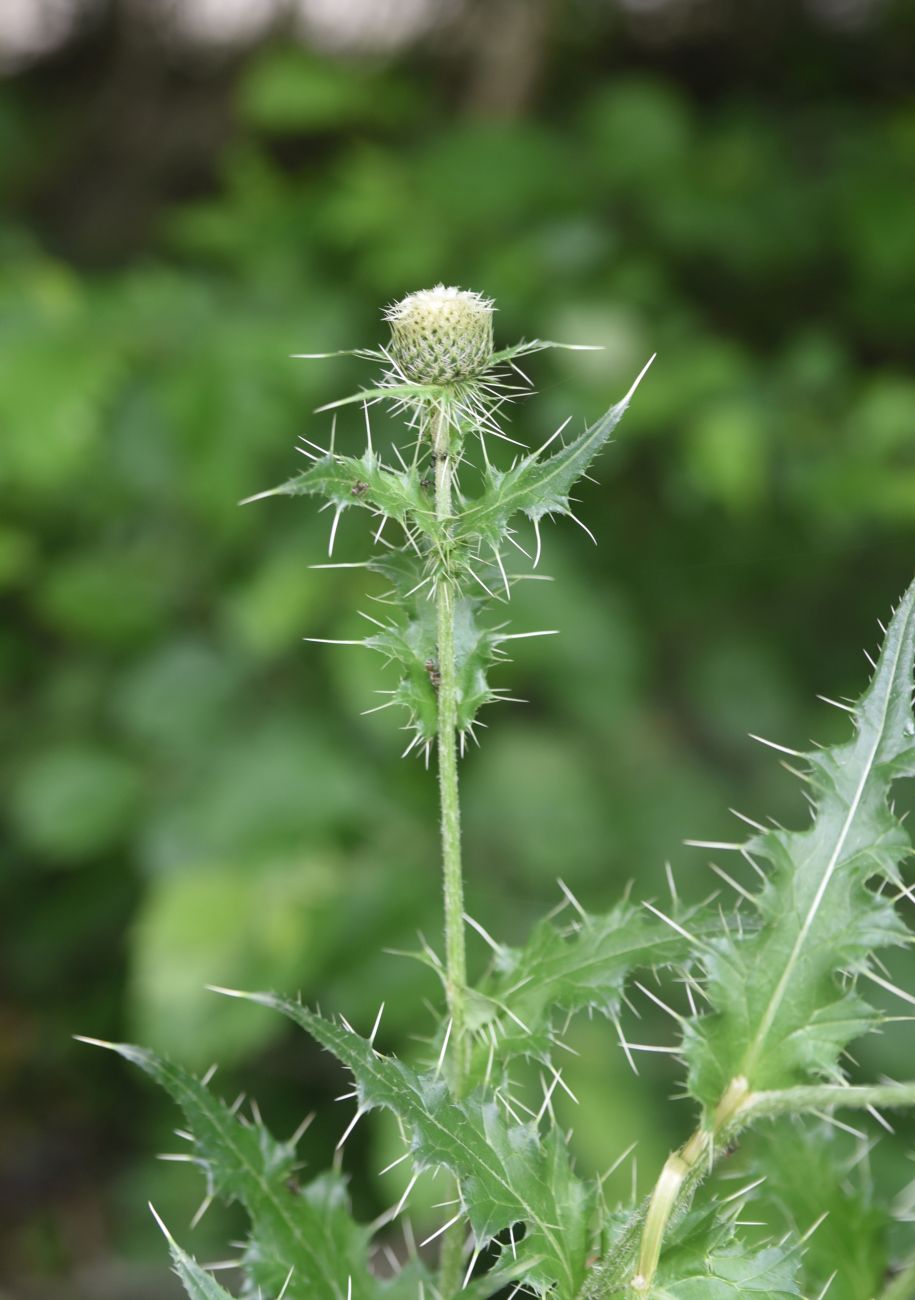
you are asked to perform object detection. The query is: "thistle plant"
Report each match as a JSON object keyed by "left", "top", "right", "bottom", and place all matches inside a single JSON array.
[{"left": 81, "top": 288, "right": 915, "bottom": 1300}]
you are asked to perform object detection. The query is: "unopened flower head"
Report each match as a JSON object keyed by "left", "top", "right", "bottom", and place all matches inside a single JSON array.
[{"left": 385, "top": 285, "right": 494, "bottom": 385}]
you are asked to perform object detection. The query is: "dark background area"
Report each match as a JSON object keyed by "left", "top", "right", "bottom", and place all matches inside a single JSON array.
[{"left": 1, "top": 1, "right": 914, "bottom": 1297}]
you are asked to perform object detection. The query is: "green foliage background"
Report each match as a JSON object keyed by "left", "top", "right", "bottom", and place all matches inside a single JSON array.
[{"left": 1, "top": 3, "right": 913, "bottom": 1296}]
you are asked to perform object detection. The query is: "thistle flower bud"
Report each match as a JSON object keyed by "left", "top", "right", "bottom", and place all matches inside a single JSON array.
[{"left": 385, "top": 285, "right": 494, "bottom": 385}]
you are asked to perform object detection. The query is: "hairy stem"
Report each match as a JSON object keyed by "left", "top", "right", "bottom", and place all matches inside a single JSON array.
[
  {"left": 742, "top": 1080, "right": 915, "bottom": 1122},
  {"left": 432, "top": 402, "right": 469, "bottom": 1298},
  {"left": 432, "top": 403, "right": 468, "bottom": 1075}
]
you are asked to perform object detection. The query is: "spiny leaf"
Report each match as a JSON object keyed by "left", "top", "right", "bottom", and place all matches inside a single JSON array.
[
  {"left": 170, "top": 1261, "right": 235, "bottom": 1300},
  {"left": 150, "top": 1206, "right": 239, "bottom": 1300},
  {"left": 488, "top": 339, "right": 604, "bottom": 366},
  {"left": 684, "top": 579, "right": 915, "bottom": 1104},
  {"left": 648, "top": 1243, "right": 801, "bottom": 1298},
  {"left": 331, "top": 554, "right": 512, "bottom": 745},
  {"left": 248, "top": 995, "right": 594, "bottom": 1299},
  {"left": 466, "top": 901, "right": 707, "bottom": 1077},
  {"left": 81, "top": 1040, "right": 377, "bottom": 1300},
  {"left": 640, "top": 1207, "right": 801, "bottom": 1299},
  {"left": 359, "top": 593, "right": 502, "bottom": 744},
  {"left": 312, "top": 338, "right": 596, "bottom": 418},
  {"left": 454, "top": 357, "right": 653, "bottom": 548},
  {"left": 315, "top": 380, "right": 446, "bottom": 413},
  {"left": 243, "top": 450, "right": 437, "bottom": 538},
  {"left": 246, "top": 1172, "right": 375, "bottom": 1300}
]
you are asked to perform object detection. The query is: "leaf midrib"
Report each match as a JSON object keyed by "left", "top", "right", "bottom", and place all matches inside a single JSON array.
[
  {"left": 459, "top": 409, "right": 617, "bottom": 531},
  {"left": 161, "top": 1060, "right": 352, "bottom": 1299},
  {"left": 740, "top": 597, "right": 913, "bottom": 1079}
]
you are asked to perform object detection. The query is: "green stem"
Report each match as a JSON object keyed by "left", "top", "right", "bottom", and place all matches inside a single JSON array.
[
  {"left": 431, "top": 402, "right": 469, "bottom": 1297},
  {"left": 742, "top": 1081, "right": 915, "bottom": 1122},
  {"left": 629, "top": 1076, "right": 750, "bottom": 1294},
  {"left": 432, "top": 403, "right": 468, "bottom": 1072}
]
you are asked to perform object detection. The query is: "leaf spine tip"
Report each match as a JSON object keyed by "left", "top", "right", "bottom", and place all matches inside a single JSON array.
[
  {"left": 190, "top": 1191, "right": 214, "bottom": 1228},
  {"left": 147, "top": 1202, "right": 172, "bottom": 1241}
]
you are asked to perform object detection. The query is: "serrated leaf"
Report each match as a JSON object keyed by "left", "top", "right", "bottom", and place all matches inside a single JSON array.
[
  {"left": 159, "top": 1230, "right": 238, "bottom": 1300},
  {"left": 255, "top": 996, "right": 594, "bottom": 1299},
  {"left": 245, "top": 1171, "right": 375, "bottom": 1300},
  {"left": 454, "top": 358, "right": 652, "bottom": 547},
  {"left": 645, "top": 1208, "right": 801, "bottom": 1299},
  {"left": 92, "top": 1042, "right": 376, "bottom": 1300},
  {"left": 684, "top": 580, "right": 915, "bottom": 1103},
  {"left": 466, "top": 902, "right": 705, "bottom": 1074},
  {"left": 650, "top": 1245, "right": 800, "bottom": 1299},
  {"left": 245, "top": 450, "right": 437, "bottom": 538},
  {"left": 315, "top": 380, "right": 443, "bottom": 413},
  {"left": 337, "top": 553, "right": 508, "bottom": 744},
  {"left": 361, "top": 592, "right": 501, "bottom": 742}
]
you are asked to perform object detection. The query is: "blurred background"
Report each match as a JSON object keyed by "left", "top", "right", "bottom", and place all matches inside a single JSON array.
[{"left": 1, "top": 0, "right": 914, "bottom": 1296}]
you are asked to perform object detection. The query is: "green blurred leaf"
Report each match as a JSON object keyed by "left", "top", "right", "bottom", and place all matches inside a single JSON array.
[
  {"left": 0, "top": 525, "right": 36, "bottom": 589},
  {"left": 112, "top": 640, "right": 242, "bottom": 753},
  {"left": 131, "top": 858, "right": 341, "bottom": 1065},
  {"left": 752, "top": 1123, "right": 889, "bottom": 1300},
  {"left": 685, "top": 399, "right": 767, "bottom": 511},
  {"left": 11, "top": 745, "right": 141, "bottom": 864},
  {"left": 141, "top": 722, "right": 373, "bottom": 873},
  {"left": 36, "top": 546, "right": 176, "bottom": 647},
  {"left": 239, "top": 48, "right": 415, "bottom": 134},
  {"left": 0, "top": 278, "right": 124, "bottom": 495}
]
